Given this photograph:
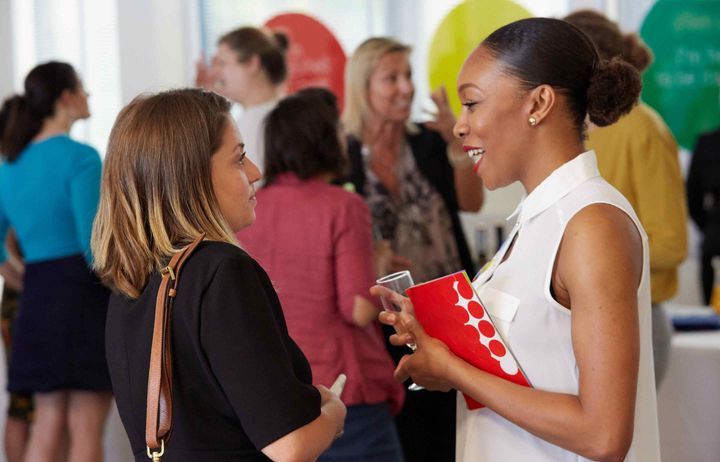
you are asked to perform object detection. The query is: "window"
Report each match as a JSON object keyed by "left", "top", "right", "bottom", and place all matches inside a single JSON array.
[{"left": 10, "top": 0, "right": 121, "bottom": 155}]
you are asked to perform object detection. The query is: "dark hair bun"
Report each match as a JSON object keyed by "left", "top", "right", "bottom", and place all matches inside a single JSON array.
[
  {"left": 587, "top": 57, "right": 641, "bottom": 127},
  {"left": 622, "top": 33, "right": 653, "bottom": 73},
  {"left": 272, "top": 31, "right": 289, "bottom": 52}
]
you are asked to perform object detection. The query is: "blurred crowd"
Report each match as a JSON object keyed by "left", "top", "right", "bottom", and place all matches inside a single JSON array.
[{"left": 0, "top": 7, "right": 713, "bottom": 462}]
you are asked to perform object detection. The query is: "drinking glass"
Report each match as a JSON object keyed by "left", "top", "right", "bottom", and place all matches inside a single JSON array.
[
  {"left": 376, "top": 270, "right": 414, "bottom": 311},
  {"left": 376, "top": 271, "right": 423, "bottom": 391}
]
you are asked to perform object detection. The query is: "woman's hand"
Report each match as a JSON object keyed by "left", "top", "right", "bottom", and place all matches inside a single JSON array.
[
  {"left": 425, "top": 86, "right": 483, "bottom": 211},
  {"left": 425, "top": 86, "right": 457, "bottom": 144},
  {"left": 315, "top": 385, "right": 346, "bottom": 438},
  {"left": 2, "top": 230, "right": 24, "bottom": 291},
  {"left": 262, "top": 385, "right": 346, "bottom": 461},
  {"left": 372, "top": 285, "right": 459, "bottom": 392},
  {"left": 384, "top": 310, "right": 458, "bottom": 392},
  {"left": 316, "top": 384, "right": 343, "bottom": 406},
  {"left": 194, "top": 54, "right": 218, "bottom": 90}
]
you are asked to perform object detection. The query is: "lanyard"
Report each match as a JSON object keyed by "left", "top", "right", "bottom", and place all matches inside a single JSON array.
[{"left": 473, "top": 221, "right": 521, "bottom": 287}]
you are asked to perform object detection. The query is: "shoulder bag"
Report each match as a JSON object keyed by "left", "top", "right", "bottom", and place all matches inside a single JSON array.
[{"left": 145, "top": 234, "right": 205, "bottom": 461}]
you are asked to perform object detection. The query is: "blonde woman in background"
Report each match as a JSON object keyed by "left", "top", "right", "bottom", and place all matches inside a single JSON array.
[{"left": 342, "top": 37, "right": 483, "bottom": 462}]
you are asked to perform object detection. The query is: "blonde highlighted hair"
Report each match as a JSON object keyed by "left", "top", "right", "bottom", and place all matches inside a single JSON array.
[
  {"left": 342, "top": 37, "right": 411, "bottom": 139},
  {"left": 91, "top": 89, "right": 236, "bottom": 298}
]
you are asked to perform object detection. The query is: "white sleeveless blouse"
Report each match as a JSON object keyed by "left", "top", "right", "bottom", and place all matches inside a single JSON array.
[{"left": 457, "top": 151, "right": 660, "bottom": 462}]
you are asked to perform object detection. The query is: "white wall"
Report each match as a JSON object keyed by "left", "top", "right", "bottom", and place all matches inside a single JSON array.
[
  {"left": 0, "top": 2, "right": 14, "bottom": 455},
  {"left": 0, "top": 0, "right": 15, "bottom": 97},
  {"left": 116, "top": 0, "right": 198, "bottom": 103}
]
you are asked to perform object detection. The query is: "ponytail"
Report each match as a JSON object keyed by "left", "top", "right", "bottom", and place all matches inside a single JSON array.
[
  {"left": 0, "top": 61, "right": 78, "bottom": 161},
  {"left": 0, "top": 95, "right": 42, "bottom": 161}
]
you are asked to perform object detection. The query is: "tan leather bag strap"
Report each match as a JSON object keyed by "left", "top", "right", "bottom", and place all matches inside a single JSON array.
[{"left": 145, "top": 234, "right": 205, "bottom": 460}]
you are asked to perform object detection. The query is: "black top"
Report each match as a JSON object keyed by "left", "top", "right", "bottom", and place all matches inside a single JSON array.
[
  {"left": 106, "top": 241, "right": 320, "bottom": 461},
  {"left": 344, "top": 124, "right": 475, "bottom": 275},
  {"left": 688, "top": 128, "right": 720, "bottom": 255}
]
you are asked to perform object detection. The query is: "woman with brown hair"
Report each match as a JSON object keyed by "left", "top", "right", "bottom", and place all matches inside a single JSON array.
[
  {"left": 238, "top": 88, "right": 404, "bottom": 462},
  {"left": 92, "top": 88, "right": 345, "bottom": 461},
  {"left": 378, "top": 18, "right": 660, "bottom": 461},
  {"left": 0, "top": 61, "right": 111, "bottom": 461},
  {"left": 196, "top": 26, "right": 288, "bottom": 170}
]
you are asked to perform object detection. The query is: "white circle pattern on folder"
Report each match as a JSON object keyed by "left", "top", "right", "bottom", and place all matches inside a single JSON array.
[{"left": 451, "top": 280, "right": 519, "bottom": 376}]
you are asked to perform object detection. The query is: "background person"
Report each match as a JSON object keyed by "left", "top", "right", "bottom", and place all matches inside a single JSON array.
[
  {"left": 92, "top": 88, "right": 346, "bottom": 461},
  {"left": 0, "top": 230, "right": 33, "bottom": 462},
  {"left": 238, "top": 88, "right": 404, "bottom": 462},
  {"left": 196, "top": 26, "right": 288, "bottom": 169},
  {"left": 564, "top": 9, "right": 688, "bottom": 387},
  {"left": 0, "top": 61, "right": 111, "bottom": 461},
  {"left": 687, "top": 126, "right": 720, "bottom": 305},
  {"left": 342, "top": 36, "right": 484, "bottom": 462},
  {"left": 378, "top": 17, "right": 660, "bottom": 461}
]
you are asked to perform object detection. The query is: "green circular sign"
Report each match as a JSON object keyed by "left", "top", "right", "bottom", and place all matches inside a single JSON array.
[
  {"left": 641, "top": 0, "right": 720, "bottom": 149},
  {"left": 428, "top": 0, "right": 531, "bottom": 116}
]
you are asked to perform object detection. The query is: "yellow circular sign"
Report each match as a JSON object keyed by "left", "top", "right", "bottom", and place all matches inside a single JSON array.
[{"left": 428, "top": 0, "right": 532, "bottom": 115}]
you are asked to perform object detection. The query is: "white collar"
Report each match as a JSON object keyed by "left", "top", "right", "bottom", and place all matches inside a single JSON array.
[{"left": 507, "top": 150, "right": 600, "bottom": 224}]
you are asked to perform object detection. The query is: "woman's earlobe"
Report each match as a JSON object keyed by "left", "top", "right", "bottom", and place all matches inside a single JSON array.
[{"left": 529, "top": 85, "right": 555, "bottom": 126}]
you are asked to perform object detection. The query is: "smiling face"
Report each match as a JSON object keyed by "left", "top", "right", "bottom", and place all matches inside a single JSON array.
[
  {"left": 367, "top": 51, "right": 414, "bottom": 124},
  {"left": 212, "top": 42, "right": 254, "bottom": 104},
  {"left": 454, "top": 47, "right": 534, "bottom": 190},
  {"left": 211, "top": 117, "right": 262, "bottom": 232}
]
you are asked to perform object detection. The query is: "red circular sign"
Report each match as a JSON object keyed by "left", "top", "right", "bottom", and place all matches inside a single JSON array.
[{"left": 265, "top": 13, "right": 346, "bottom": 110}]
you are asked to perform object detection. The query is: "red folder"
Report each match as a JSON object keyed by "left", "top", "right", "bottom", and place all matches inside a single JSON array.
[{"left": 406, "top": 271, "right": 530, "bottom": 409}]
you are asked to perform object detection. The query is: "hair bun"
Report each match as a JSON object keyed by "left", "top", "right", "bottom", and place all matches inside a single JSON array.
[
  {"left": 272, "top": 31, "right": 289, "bottom": 52},
  {"left": 587, "top": 57, "right": 641, "bottom": 127},
  {"left": 622, "top": 33, "right": 653, "bottom": 73}
]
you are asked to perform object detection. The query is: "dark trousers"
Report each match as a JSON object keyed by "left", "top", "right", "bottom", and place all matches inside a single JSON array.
[
  {"left": 701, "top": 251, "right": 716, "bottom": 305},
  {"left": 383, "top": 325, "right": 455, "bottom": 462},
  {"left": 318, "top": 403, "right": 403, "bottom": 462},
  {"left": 395, "top": 389, "right": 456, "bottom": 462}
]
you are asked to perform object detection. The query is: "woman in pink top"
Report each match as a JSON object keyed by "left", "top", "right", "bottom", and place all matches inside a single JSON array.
[{"left": 237, "top": 88, "right": 404, "bottom": 461}]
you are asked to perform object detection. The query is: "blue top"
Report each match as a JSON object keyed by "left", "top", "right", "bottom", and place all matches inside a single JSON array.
[{"left": 0, "top": 134, "right": 102, "bottom": 265}]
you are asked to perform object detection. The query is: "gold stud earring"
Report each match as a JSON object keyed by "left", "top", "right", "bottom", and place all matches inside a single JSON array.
[{"left": 528, "top": 116, "right": 538, "bottom": 126}]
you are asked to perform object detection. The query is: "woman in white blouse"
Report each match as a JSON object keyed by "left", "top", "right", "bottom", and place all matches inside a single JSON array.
[{"left": 377, "top": 18, "right": 660, "bottom": 462}]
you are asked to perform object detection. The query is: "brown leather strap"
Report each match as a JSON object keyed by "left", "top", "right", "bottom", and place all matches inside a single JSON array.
[{"left": 146, "top": 234, "right": 205, "bottom": 454}]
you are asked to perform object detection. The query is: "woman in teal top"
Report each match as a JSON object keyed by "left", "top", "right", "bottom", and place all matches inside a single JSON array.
[{"left": 0, "top": 61, "right": 111, "bottom": 462}]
